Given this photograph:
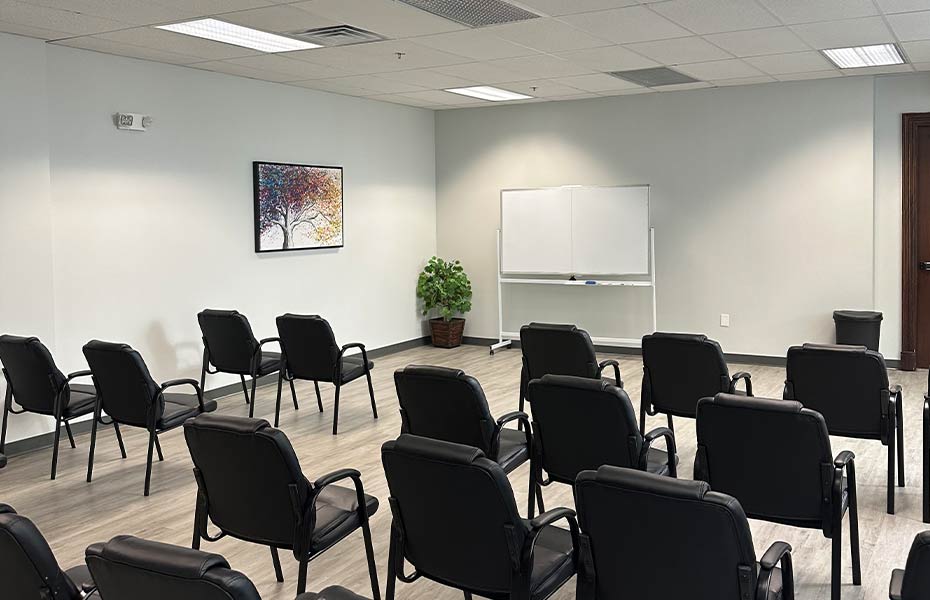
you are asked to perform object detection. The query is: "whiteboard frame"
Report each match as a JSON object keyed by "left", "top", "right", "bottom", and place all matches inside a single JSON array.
[{"left": 499, "top": 184, "right": 651, "bottom": 276}]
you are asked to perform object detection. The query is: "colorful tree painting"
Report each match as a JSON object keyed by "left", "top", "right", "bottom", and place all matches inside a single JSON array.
[{"left": 255, "top": 162, "right": 343, "bottom": 252}]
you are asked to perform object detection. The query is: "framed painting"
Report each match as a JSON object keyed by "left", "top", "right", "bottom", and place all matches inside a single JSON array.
[{"left": 253, "top": 161, "right": 344, "bottom": 252}]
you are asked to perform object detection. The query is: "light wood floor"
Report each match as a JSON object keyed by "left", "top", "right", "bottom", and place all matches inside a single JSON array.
[{"left": 1, "top": 344, "right": 928, "bottom": 600}]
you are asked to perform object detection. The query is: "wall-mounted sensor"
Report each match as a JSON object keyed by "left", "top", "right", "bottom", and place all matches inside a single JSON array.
[{"left": 114, "top": 113, "right": 152, "bottom": 132}]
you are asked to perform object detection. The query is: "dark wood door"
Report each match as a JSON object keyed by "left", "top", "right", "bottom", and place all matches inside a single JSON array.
[{"left": 902, "top": 113, "right": 930, "bottom": 369}]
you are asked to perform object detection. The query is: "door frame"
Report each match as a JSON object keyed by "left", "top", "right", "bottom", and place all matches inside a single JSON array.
[{"left": 900, "top": 112, "right": 930, "bottom": 371}]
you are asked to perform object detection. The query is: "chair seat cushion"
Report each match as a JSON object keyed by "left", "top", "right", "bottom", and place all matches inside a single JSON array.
[
  {"left": 645, "top": 448, "right": 678, "bottom": 476},
  {"left": 756, "top": 564, "right": 784, "bottom": 600},
  {"left": 298, "top": 587, "right": 370, "bottom": 600},
  {"left": 156, "top": 394, "right": 218, "bottom": 430},
  {"left": 64, "top": 564, "right": 93, "bottom": 594},
  {"left": 495, "top": 428, "right": 530, "bottom": 473},
  {"left": 63, "top": 384, "right": 97, "bottom": 418},
  {"left": 257, "top": 352, "right": 283, "bottom": 376},
  {"left": 529, "top": 526, "right": 576, "bottom": 600},
  {"left": 311, "top": 484, "right": 379, "bottom": 550},
  {"left": 340, "top": 356, "right": 374, "bottom": 384}
]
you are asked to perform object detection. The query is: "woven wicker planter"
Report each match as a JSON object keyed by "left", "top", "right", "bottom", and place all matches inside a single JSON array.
[{"left": 429, "top": 318, "right": 465, "bottom": 348}]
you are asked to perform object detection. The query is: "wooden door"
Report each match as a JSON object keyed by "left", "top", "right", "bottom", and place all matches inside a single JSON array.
[{"left": 901, "top": 113, "right": 930, "bottom": 370}]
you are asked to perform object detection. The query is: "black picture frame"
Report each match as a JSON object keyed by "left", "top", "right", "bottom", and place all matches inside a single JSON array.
[{"left": 253, "top": 160, "right": 344, "bottom": 253}]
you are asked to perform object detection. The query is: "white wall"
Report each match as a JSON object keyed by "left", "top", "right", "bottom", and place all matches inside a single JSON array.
[
  {"left": 435, "top": 77, "right": 878, "bottom": 357},
  {"left": 1, "top": 34, "right": 437, "bottom": 444}
]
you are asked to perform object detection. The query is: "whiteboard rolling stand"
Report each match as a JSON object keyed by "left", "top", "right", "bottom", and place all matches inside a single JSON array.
[{"left": 490, "top": 227, "right": 658, "bottom": 354}]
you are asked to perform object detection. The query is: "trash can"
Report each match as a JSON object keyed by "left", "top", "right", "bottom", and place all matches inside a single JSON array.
[{"left": 833, "top": 310, "right": 882, "bottom": 351}]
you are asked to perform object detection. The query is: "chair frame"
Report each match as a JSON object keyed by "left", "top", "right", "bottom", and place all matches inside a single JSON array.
[
  {"left": 201, "top": 334, "right": 290, "bottom": 418},
  {"left": 924, "top": 391, "right": 929, "bottom": 523},
  {"left": 192, "top": 466, "right": 381, "bottom": 598}
]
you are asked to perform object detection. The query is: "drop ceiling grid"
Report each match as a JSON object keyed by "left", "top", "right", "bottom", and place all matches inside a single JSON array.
[{"left": 0, "top": 0, "right": 922, "bottom": 108}]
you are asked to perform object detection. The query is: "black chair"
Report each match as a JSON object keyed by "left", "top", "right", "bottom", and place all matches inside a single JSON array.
[
  {"left": 890, "top": 531, "right": 930, "bottom": 600},
  {"left": 785, "top": 343, "right": 903, "bottom": 514},
  {"left": 184, "top": 413, "right": 381, "bottom": 597},
  {"left": 83, "top": 340, "right": 216, "bottom": 496},
  {"left": 526, "top": 375, "right": 677, "bottom": 518},
  {"left": 0, "top": 334, "right": 119, "bottom": 479},
  {"left": 518, "top": 323, "right": 622, "bottom": 417},
  {"left": 0, "top": 503, "right": 94, "bottom": 599},
  {"left": 381, "top": 434, "right": 578, "bottom": 600},
  {"left": 303, "top": 589, "right": 370, "bottom": 600},
  {"left": 925, "top": 381, "right": 930, "bottom": 523},
  {"left": 393, "top": 365, "right": 538, "bottom": 513},
  {"left": 198, "top": 309, "right": 289, "bottom": 418},
  {"left": 695, "top": 393, "right": 860, "bottom": 600},
  {"left": 275, "top": 314, "right": 377, "bottom": 434},
  {"left": 640, "top": 332, "right": 752, "bottom": 432},
  {"left": 574, "top": 466, "right": 793, "bottom": 600}
]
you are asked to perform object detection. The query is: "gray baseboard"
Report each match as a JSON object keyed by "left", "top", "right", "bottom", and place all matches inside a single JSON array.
[{"left": 2, "top": 335, "right": 431, "bottom": 458}]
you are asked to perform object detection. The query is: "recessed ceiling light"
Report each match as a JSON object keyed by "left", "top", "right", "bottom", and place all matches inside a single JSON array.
[
  {"left": 445, "top": 86, "right": 533, "bottom": 101},
  {"left": 821, "top": 43, "right": 906, "bottom": 69},
  {"left": 156, "top": 19, "right": 321, "bottom": 53}
]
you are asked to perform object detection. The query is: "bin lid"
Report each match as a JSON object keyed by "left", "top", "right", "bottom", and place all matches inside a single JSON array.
[{"left": 833, "top": 310, "right": 883, "bottom": 322}]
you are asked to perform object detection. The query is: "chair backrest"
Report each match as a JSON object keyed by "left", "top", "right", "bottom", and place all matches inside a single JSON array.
[
  {"left": 574, "top": 466, "right": 758, "bottom": 600},
  {"left": 695, "top": 393, "right": 834, "bottom": 528},
  {"left": 197, "top": 310, "right": 260, "bottom": 375},
  {"left": 85, "top": 535, "right": 261, "bottom": 600},
  {"left": 394, "top": 365, "right": 498, "bottom": 456},
  {"left": 900, "top": 531, "right": 930, "bottom": 600},
  {"left": 184, "top": 414, "right": 311, "bottom": 548},
  {"left": 0, "top": 335, "right": 67, "bottom": 415},
  {"left": 641, "top": 332, "right": 730, "bottom": 419},
  {"left": 0, "top": 504, "right": 80, "bottom": 600},
  {"left": 527, "top": 375, "right": 642, "bottom": 484},
  {"left": 276, "top": 314, "right": 339, "bottom": 382},
  {"left": 82, "top": 340, "right": 161, "bottom": 428},
  {"left": 520, "top": 323, "right": 599, "bottom": 381},
  {"left": 785, "top": 343, "right": 890, "bottom": 439},
  {"left": 381, "top": 435, "right": 528, "bottom": 594}
]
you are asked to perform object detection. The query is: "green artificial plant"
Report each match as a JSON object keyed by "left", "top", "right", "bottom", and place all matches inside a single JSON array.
[{"left": 416, "top": 256, "right": 473, "bottom": 322}]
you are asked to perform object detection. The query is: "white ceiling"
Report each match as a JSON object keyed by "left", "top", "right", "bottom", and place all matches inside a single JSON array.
[{"left": 1, "top": 0, "right": 929, "bottom": 109}]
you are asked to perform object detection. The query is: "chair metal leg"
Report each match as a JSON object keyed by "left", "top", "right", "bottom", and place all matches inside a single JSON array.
[
  {"left": 831, "top": 509, "right": 842, "bottom": 600},
  {"left": 666, "top": 413, "right": 674, "bottom": 432},
  {"left": 924, "top": 400, "right": 929, "bottom": 523},
  {"left": 897, "top": 397, "right": 906, "bottom": 488},
  {"left": 332, "top": 384, "right": 341, "bottom": 435},
  {"left": 274, "top": 371, "right": 284, "bottom": 428},
  {"left": 313, "top": 381, "right": 323, "bottom": 412},
  {"left": 113, "top": 422, "right": 127, "bottom": 458},
  {"left": 536, "top": 482, "right": 546, "bottom": 516},
  {"left": 248, "top": 375, "right": 258, "bottom": 419},
  {"left": 239, "top": 375, "right": 250, "bottom": 405},
  {"left": 64, "top": 420, "right": 76, "bottom": 448},
  {"left": 527, "top": 465, "right": 537, "bottom": 518},
  {"left": 386, "top": 535, "right": 398, "bottom": 600},
  {"left": 50, "top": 417, "right": 62, "bottom": 480},
  {"left": 639, "top": 402, "right": 647, "bottom": 434},
  {"left": 888, "top": 411, "right": 896, "bottom": 515},
  {"left": 154, "top": 434, "right": 164, "bottom": 462},
  {"left": 0, "top": 389, "right": 10, "bottom": 453},
  {"left": 464, "top": 594, "right": 473, "bottom": 599},
  {"left": 361, "top": 515, "right": 382, "bottom": 600},
  {"left": 848, "top": 472, "right": 862, "bottom": 586},
  {"left": 518, "top": 369, "right": 528, "bottom": 431},
  {"left": 296, "top": 555, "right": 310, "bottom": 595},
  {"left": 86, "top": 409, "right": 100, "bottom": 483},
  {"left": 144, "top": 428, "right": 156, "bottom": 497},
  {"left": 366, "top": 369, "right": 378, "bottom": 420},
  {"left": 289, "top": 378, "right": 299, "bottom": 411},
  {"left": 270, "top": 547, "right": 284, "bottom": 582},
  {"left": 200, "top": 351, "right": 208, "bottom": 399}
]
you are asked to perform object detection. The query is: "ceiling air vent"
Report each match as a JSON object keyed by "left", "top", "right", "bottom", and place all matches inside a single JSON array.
[
  {"left": 398, "top": 0, "right": 540, "bottom": 28},
  {"left": 608, "top": 67, "right": 700, "bottom": 87},
  {"left": 289, "top": 25, "right": 386, "bottom": 47}
]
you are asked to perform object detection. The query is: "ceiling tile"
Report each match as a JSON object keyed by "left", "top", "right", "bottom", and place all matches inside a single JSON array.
[
  {"left": 0, "top": 18, "right": 69, "bottom": 39},
  {"left": 649, "top": 0, "right": 780, "bottom": 34},
  {"left": 756, "top": 0, "right": 879, "bottom": 24},
  {"left": 433, "top": 61, "right": 529, "bottom": 83},
  {"left": 561, "top": 6, "right": 691, "bottom": 44},
  {"left": 219, "top": 5, "right": 336, "bottom": 33},
  {"left": 704, "top": 26, "right": 810, "bottom": 57},
  {"left": 486, "top": 54, "right": 594, "bottom": 79},
  {"left": 483, "top": 17, "right": 612, "bottom": 53},
  {"left": 654, "top": 81, "right": 714, "bottom": 91},
  {"left": 149, "top": 0, "right": 275, "bottom": 15},
  {"left": 289, "top": 77, "right": 381, "bottom": 96},
  {"left": 191, "top": 59, "right": 296, "bottom": 82},
  {"left": 545, "top": 93, "right": 601, "bottom": 101},
  {"left": 511, "top": 0, "right": 639, "bottom": 16},
  {"left": 376, "top": 68, "right": 479, "bottom": 88},
  {"left": 791, "top": 16, "right": 896, "bottom": 49},
  {"left": 290, "top": 40, "right": 471, "bottom": 75},
  {"left": 877, "top": 0, "right": 930, "bottom": 13},
  {"left": 711, "top": 74, "right": 778, "bottom": 86},
  {"left": 53, "top": 35, "right": 205, "bottom": 64},
  {"left": 913, "top": 60, "right": 930, "bottom": 69},
  {"left": 841, "top": 63, "right": 913, "bottom": 73},
  {"left": 14, "top": 0, "right": 194, "bottom": 26},
  {"left": 0, "top": 1, "right": 129, "bottom": 36},
  {"left": 98, "top": 26, "right": 263, "bottom": 60},
  {"left": 550, "top": 72, "right": 642, "bottom": 91},
  {"left": 745, "top": 51, "right": 835, "bottom": 74},
  {"left": 289, "top": 0, "right": 465, "bottom": 38},
  {"left": 772, "top": 70, "right": 842, "bottom": 80},
  {"left": 676, "top": 58, "right": 765, "bottom": 79},
  {"left": 369, "top": 93, "right": 440, "bottom": 108},
  {"left": 412, "top": 29, "right": 538, "bottom": 61},
  {"left": 398, "top": 89, "right": 481, "bottom": 105},
  {"left": 886, "top": 11, "right": 930, "bottom": 41},
  {"left": 625, "top": 36, "right": 733, "bottom": 64},
  {"left": 490, "top": 80, "right": 585, "bottom": 97},
  {"left": 224, "top": 54, "right": 354, "bottom": 80},
  {"left": 321, "top": 74, "right": 427, "bottom": 94},
  {"left": 556, "top": 45, "right": 659, "bottom": 70},
  {"left": 597, "top": 86, "right": 656, "bottom": 96},
  {"left": 902, "top": 39, "right": 930, "bottom": 61}
]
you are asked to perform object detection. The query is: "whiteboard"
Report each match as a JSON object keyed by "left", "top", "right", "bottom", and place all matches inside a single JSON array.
[
  {"left": 501, "top": 188, "right": 573, "bottom": 274},
  {"left": 500, "top": 185, "right": 649, "bottom": 275}
]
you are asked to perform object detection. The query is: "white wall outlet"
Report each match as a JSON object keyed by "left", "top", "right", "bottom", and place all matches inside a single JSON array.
[
  {"left": 720, "top": 313, "right": 730, "bottom": 327},
  {"left": 114, "top": 112, "right": 152, "bottom": 132}
]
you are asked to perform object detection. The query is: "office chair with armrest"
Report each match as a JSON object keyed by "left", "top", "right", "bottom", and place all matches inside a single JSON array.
[{"left": 889, "top": 531, "right": 930, "bottom": 600}]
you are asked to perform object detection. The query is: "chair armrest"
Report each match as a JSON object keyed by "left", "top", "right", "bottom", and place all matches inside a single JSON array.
[
  {"left": 730, "top": 371, "right": 753, "bottom": 396},
  {"left": 759, "top": 541, "right": 792, "bottom": 570},
  {"left": 258, "top": 337, "right": 280, "bottom": 346},
  {"left": 311, "top": 468, "right": 370, "bottom": 528},
  {"left": 529, "top": 507, "right": 577, "bottom": 535},
  {"left": 160, "top": 379, "right": 205, "bottom": 410},
  {"left": 597, "top": 359, "right": 623, "bottom": 388},
  {"left": 66, "top": 370, "right": 93, "bottom": 382},
  {"left": 834, "top": 450, "right": 856, "bottom": 469},
  {"left": 339, "top": 342, "right": 367, "bottom": 356},
  {"left": 757, "top": 541, "right": 793, "bottom": 600},
  {"left": 891, "top": 384, "right": 903, "bottom": 397},
  {"left": 313, "top": 468, "right": 363, "bottom": 490},
  {"left": 81, "top": 582, "right": 98, "bottom": 597},
  {"left": 496, "top": 411, "right": 530, "bottom": 430},
  {"left": 890, "top": 568, "right": 905, "bottom": 600},
  {"left": 641, "top": 426, "right": 677, "bottom": 477},
  {"left": 250, "top": 337, "right": 282, "bottom": 373},
  {"left": 525, "top": 507, "right": 579, "bottom": 572}
]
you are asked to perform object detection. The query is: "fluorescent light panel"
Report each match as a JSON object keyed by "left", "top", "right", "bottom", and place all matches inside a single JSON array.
[
  {"left": 156, "top": 19, "right": 321, "bottom": 53},
  {"left": 822, "top": 43, "right": 905, "bottom": 69},
  {"left": 445, "top": 86, "right": 532, "bottom": 101}
]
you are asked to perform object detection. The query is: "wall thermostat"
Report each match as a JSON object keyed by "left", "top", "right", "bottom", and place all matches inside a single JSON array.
[{"left": 114, "top": 112, "right": 152, "bottom": 132}]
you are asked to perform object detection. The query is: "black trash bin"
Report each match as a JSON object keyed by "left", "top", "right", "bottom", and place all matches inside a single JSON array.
[{"left": 833, "top": 310, "right": 883, "bottom": 351}]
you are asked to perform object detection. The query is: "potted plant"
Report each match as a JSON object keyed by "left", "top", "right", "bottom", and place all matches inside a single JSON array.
[{"left": 417, "top": 256, "right": 473, "bottom": 348}]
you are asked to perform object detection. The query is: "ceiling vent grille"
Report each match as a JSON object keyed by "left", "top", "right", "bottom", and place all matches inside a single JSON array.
[
  {"left": 608, "top": 67, "right": 700, "bottom": 87},
  {"left": 398, "top": 0, "right": 540, "bottom": 28},
  {"left": 289, "top": 25, "right": 386, "bottom": 47}
]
